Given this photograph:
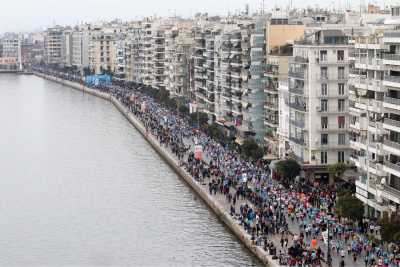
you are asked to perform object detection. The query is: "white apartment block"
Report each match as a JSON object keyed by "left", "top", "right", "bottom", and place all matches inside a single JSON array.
[
  {"left": 165, "top": 24, "right": 194, "bottom": 97},
  {"left": 71, "top": 29, "right": 90, "bottom": 70},
  {"left": 287, "top": 29, "right": 351, "bottom": 181},
  {"left": 195, "top": 18, "right": 266, "bottom": 142},
  {"left": 62, "top": 30, "right": 73, "bottom": 67},
  {"left": 194, "top": 25, "right": 219, "bottom": 119},
  {"left": 2, "top": 33, "right": 20, "bottom": 58},
  {"left": 350, "top": 22, "right": 400, "bottom": 217}
]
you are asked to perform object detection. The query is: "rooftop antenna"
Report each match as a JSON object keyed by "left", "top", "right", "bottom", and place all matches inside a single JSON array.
[{"left": 263, "top": 0, "right": 265, "bottom": 15}]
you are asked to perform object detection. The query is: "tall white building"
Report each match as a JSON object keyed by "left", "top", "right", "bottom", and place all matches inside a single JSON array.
[
  {"left": 71, "top": 28, "right": 90, "bottom": 71},
  {"left": 350, "top": 21, "right": 400, "bottom": 217},
  {"left": 287, "top": 29, "right": 351, "bottom": 181}
]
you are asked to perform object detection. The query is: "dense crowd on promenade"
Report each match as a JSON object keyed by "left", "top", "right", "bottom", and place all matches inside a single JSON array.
[{"left": 37, "top": 68, "right": 400, "bottom": 267}]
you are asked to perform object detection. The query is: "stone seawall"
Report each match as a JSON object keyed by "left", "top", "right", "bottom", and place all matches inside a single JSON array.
[{"left": 35, "top": 73, "right": 276, "bottom": 267}]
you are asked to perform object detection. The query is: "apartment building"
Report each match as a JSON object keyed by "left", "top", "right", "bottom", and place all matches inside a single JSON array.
[
  {"left": 287, "top": 29, "right": 351, "bottom": 181},
  {"left": 124, "top": 23, "right": 142, "bottom": 82},
  {"left": 151, "top": 24, "right": 169, "bottom": 90},
  {"left": 349, "top": 20, "right": 400, "bottom": 217},
  {"left": 194, "top": 25, "right": 219, "bottom": 120},
  {"left": 44, "top": 26, "right": 64, "bottom": 65},
  {"left": 89, "top": 29, "right": 116, "bottom": 74},
  {"left": 71, "top": 28, "right": 90, "bottom": 71},
  {"left": 264, "top": 19, "right": 305, "bottom": 156},
  {"left": 114, "top": 36, "right": 126, "bottom": 80},
  {"left": 194, "top": 19, "right": 267, "bottom": 142},
  {"left": 165, "top": 23, "right": 194, "bottom": 97},
  {"left": 1, "top": 33, "right": 20, "bottom": 58},
  {"left": 62, "top": 29, "right": 73, "bottom": 67}
]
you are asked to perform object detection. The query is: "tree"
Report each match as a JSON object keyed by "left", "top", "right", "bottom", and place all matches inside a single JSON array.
[
  {"left": 275, "top": 159, "right": 301, "bottom": 184},
  {"left": 205, "top": 123, "right": 226, "bottom": 144},
  {"left": 379, "top": 214, "right": 400, "bottom": 243},
  {"left": 335, "top": 194, "right": 364, "bottom": 221},
  {"left": 328, "top": 162, "right": 347, "bottom": 183},
  {"left": 240, "top": 139, "right": 264, "bottom": 161},
  {"left": 189, "top": 112, "right": 208, "bottom": 127}
]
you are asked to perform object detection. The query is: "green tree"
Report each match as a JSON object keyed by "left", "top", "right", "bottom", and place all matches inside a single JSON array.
[
  {"left": 205, "top": 123, "right": 226, "bottom": 144},
  {"left": 240, "top": 139, "right": 264, "bottom": 161},
  {"left": 379, "top": 214, "right": 400, "bottom": 243},
  {"left": 275, "top": 159, "right": 301, "bottom": 184},
  {"left": 335, "top": 194, "right": 364, "bottom": 221},
  {"left": 189, "top": 112, "right": 209, "bottom": 127},
  {"left": 327, "top": 162, "right": 347, "bottom": 182}
]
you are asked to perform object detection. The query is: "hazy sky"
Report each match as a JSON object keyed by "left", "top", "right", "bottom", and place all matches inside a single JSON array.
[{"left": 0, "top": 0, "right": 389, "bottom": 33}]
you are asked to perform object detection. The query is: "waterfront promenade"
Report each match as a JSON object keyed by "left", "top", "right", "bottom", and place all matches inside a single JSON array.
[{"left": 34, "top": 70, "right": 399, "bottom": 267}]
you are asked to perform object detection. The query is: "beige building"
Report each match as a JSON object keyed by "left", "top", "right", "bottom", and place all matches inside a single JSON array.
[
  {"left": 44, "top": 26, "right": 64, "bottom": 65},
  {"left": 89, "top": 29, "right": 117, "bottom": 74},
  {"left": 264, "top": 20, "right": 305, "bottom": 156}
]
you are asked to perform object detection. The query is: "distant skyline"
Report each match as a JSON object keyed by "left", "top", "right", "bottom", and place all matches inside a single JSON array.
[{"left": 0, "top": 0, "right": 393, "bottom": 33}]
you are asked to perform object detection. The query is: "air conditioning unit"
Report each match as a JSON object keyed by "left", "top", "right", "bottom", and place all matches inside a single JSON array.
[{"left": 316, "top": 106, "right": 321, "bottom": 112}]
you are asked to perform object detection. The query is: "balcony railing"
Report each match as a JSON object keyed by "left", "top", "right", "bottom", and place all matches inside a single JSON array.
[
  {"left": 291, "top": 119, "right": 305, "bottom": 128},
  {"left": 384, "top": 31, "right": 400, "bottom": 38},
  {"left": 383, "top": 139, "right": 400, "bottom": 151},
  {"left": 384, "top": 54, "right": 400, "bottom": 61},
  {"left": 289, "top": 87, "right": 304, "bottom": 95},
  {"left": 289, "top": 136, "right": 305, "bottom": 146},
  {"left": 288, "top": 71, "right": 305, "bottom": 79},
  {"left": 384, "top": 76, "right": 400, "bottom": 84},
  {"left": 289, "top": 102, "right": 307, "bottom": 112},
  {"left": 384, "top": 96, "right": 400, "bottom": 105},
  {"left": 382, "top": 184, "right": 400, "bottom": 198},
  {"left": 384, "top": 118, "right": 400, "bottom": 128},
  {"left": 384, "top": 160, "right": 400, "bottom": 173}
]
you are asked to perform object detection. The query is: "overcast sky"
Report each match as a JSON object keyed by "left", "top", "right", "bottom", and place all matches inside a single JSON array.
[{"left": 0, "top": 0, "right": 389, "bottom": 33}]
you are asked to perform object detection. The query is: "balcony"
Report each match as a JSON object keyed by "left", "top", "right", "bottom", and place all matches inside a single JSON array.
[
  {"left": 381, "top": 185, "right": 400, "bottom": 205},
  {"left": 288, "top": 70, "right": 305, "bottom": 79},
  {"left": 383, "top": 95, "right": 400, "bottom": 111},
  {"left": 383, "top": 118, "right": 400, "bottom": 132},
  {"left": 383, "top": 53, "right": 400, "bottom": 66},
  {"left": 291, "top": 119, "right": 305, "bottom": 128},
  {"left": 289, "top": 102, "right": 307, "bottom": 112},
  {"left": 289, "top": 136, "right": 306, "bottom": 146},
  {"left": 289, "top": 87, "right": 304, "bottom": 95},
  {"left": 383, "top": 139, "right": 400, "bottom": 156},
  {"left": 264, "top": 102, "right": 278, "bottom": 111},
  {"left": 383, "top": 76, "right": 400, "bottom": 88},
  {"left": 383, "top": 160, "right": 400, "bottom": 177}
]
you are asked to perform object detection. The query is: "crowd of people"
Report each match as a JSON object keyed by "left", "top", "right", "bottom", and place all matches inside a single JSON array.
[{"left": 37, "top": 68, "right": 400, "bottom": 267}]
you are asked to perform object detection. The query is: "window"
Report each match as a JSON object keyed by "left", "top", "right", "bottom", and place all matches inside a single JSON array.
[
  {"left": 321, "top": 84, "right": 328, "bottom": 96},
  {"left": 337, "top": 50, "right": 344, "bottom": 61},
  {"left": 321, "top": 151, "right": 328, "bottom": 164},
  {"left": 338, "top": 99, "right": 345, "bottom": 112},
  {"left": 338, "top": 133, "right": 346, "bottom": 145},
  {"left": 321, "top": 117, "right": 328, "bottom": 129},
  {"left": 338, "top": 67, "right": 345, "bottom": 80},
  {"left": 321, "top": 67, "right": 328, "bottom": 79},
  {"left": 321, "top": 134, "right": 328, "bottom": 145},
  {"left": 338, "top": 83, "right": 345, "bottom": 95},
  {"left": 338, "top": 151, "right": 345, "bottom": 163},
  {"left": 320, "top": 50, "right": 327, "bottom": 62},
  {"left": 321, "top": 99, "right": 328, "bottom": 112},
  {"left": 338, "top": 116, "right": 345, "bottom": 128}
]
